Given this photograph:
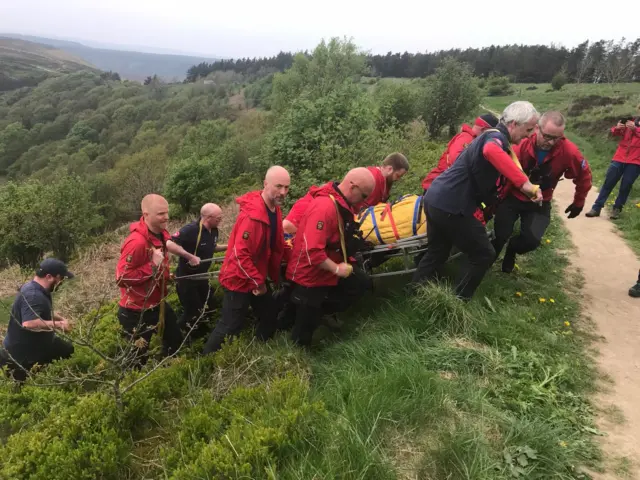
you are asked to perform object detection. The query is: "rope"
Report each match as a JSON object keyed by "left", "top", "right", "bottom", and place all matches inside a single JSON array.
[
  {"left": 194, "top": 220, "right": 204, "bottom": 256},
  {"left": 382, "top": 203, "right": 400, "bottom": 241}
]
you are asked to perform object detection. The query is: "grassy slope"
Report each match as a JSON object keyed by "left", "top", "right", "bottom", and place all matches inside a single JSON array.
[
  {"left": 483, "top": 82, "right": 640, "bottom": 254},
  {"left": 0, "top": 86, "right": 618, "bottom": 478}
]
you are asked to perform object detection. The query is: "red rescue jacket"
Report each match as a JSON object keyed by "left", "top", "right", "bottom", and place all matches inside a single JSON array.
[
  {"left": 353, "top": 166, "right": 391, "bottom": 213},
  {"left": 116, "top": 218, "right": 171, "bottom": 311},
  {"left": 286, "top": 183, "right": 355, "bottom": 288},
  {"left": 422, "top": 124, "right": 475, "bottom": 190},
  {"left": 509, "top": 134, "right": 592, "bottom": 207},
  {"left": 218, "top": 191, "right": 284, "bottom": 293},
  {"left": 284, "top": 181, "right": 334, "bottom": 229},
  {"left": 611, "top": 124, "right": 640, "bottom": 166}
]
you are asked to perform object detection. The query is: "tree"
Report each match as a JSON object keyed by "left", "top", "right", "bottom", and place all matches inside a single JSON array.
[
  {"left": 373, "top": 80, "right": 420, "bottom": 126},
  {"left": 421, "top": 58, "right": 481, "bottom": 138},
  {"left": 551, "top": 70, "right": 568, "bottom": 91},
  {"left": 164, "top": 157, "right": 216, "bottom": 213},
  {"left": 601, "top": 38, "right": 639, "bottom": 84},
  {"left": 0, "top": 177, "right": 103, "bottom": 266}
]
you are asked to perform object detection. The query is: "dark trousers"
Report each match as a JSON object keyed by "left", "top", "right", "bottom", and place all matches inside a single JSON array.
[
  {"left": 1, "top": 337, "right": 74, "bottom": 381},
  {"left": 202, "top": 288, "right": 277, "bottom": 354},
  {"left": 118, "top": 304, "right": 183, "bottom": 365},
  {"left": 288, "top": 269, "right": 371, "bottom": 347},
  {"left": 176, "top": 279, "right": 216, "bottom": 338},
  {"left": 492, "top": 197, "right": 552, "bottom": 257},
  {"left": 412, "top": 204, "right": 495, "bottom": 301},
  {"left": 592, "top": 161, "right": 640, "bottom": 211}
]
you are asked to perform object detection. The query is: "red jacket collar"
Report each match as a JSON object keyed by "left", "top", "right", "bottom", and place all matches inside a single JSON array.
[
  {"left": 461, "top": 124, "right": 475, "bottom": 136},
  {"left": 521, "top": 133, "right": 566, "bottom": 163},
  {"left": 131, "top": 217, "right": 170, "bottom": 243},
  {"left": 235, "top": 190, "right": 281, "bottom": 224}
]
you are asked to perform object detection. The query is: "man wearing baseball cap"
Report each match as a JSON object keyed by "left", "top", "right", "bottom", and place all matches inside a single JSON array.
[{"left": 1, "top": 258, "right": 74, "bottom": 380}]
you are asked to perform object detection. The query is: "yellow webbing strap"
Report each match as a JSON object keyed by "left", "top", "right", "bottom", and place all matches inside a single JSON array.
[{"left": 193, "top": 220, "right": 204, "bottom": 256}]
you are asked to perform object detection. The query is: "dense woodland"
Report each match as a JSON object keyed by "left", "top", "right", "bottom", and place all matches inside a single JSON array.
[{"left": 187, "top": 37, "right": 640, "bottom": 84}]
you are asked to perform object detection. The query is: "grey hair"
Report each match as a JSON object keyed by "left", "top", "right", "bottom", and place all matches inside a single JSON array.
[
  {"left": 500, "top": 101, "right": 539, "bottom": 125},
  {"left": 539, "top": 111, "right": 565, "bottom": 128}
]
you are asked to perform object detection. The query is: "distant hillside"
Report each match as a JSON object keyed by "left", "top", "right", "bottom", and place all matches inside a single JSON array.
[
  {"left": 1, "top": 34, "right": 219, "bottom": 82},
  {"left": 0, "top": 37, "right": 96, "bottom": 91}
]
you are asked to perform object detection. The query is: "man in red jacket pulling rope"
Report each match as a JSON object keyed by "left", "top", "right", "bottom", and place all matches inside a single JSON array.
[
  {"left": 203, "top": 166, "right": 290, "bottom": 354},
  {"left": 492, "top": 111, "right": 592, "bottom": 273}
]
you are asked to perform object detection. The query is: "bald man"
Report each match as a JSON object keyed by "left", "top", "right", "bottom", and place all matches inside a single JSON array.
[
  {"left": 203, "top": 166, "right": 290, "bottom": 354},
  {"left": 116, "top": 194, "right": 183, "bottom": 364},
  {"left": 169, "top": 203, "right": 227, "bottom": 338},
  {"left": 284, "top": 167, "right": 375, "bottom": 347}
]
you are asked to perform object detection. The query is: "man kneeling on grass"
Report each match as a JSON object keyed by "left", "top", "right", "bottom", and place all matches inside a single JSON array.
[{"left": 1, "top": 258, "right": 74, "bottom": 381}]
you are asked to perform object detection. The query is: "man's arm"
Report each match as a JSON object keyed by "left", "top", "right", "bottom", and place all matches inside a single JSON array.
[
  {"left": 571, "top": 154, "right": 593, "bottom": 207},
  {"left": 18, "top": 296, "right": 70, "bottom": 332},
  {"left": 116, "top": 237, "right": 157, "bottom": 287},
  {"left": 215, "top": 244, "right": 227, "bottom": 253},
  {"left": 166, "top": 240, "right": 200, "bottom": 266},
  {"left": 611, "top": 122, "right": 626, "bottom": 137},
  {"left": 482, "top": 140, "right": 540, "bottom": 200},
  {"left": 229, "top": 216, "right": 264, "bottom": 289}
]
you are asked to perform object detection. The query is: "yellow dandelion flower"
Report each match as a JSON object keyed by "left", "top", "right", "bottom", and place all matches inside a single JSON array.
[
  {"left": 564, "top": 321, "right": 571, "bottom": 327},
  {"left": 515, "top": 292, "right": 522, "bottom": 297},
  {"left": 558, "top": 440, "right": 568, "bottom": 448},
  {"left": 539, "top": 298, "right": 546, "bottom": 303},
  {"left": 546, "top": 239, "right": 551, "bottom": 244},
  {"left": 550, "top": 298, "right": 555, "bottom": 303},
  {"left": 636, "top": 203, "right": 640, "bottom": 208},
  {"left": 514, "top": 263, "right": 520, "bottom": 270}
]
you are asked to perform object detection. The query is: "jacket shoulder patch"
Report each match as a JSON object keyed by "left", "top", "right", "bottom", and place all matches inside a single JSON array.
[
  {"left": 316, "top": 221, "right": 324, "bottom": 230},
  {"left": 126, "top": 254, "right": 133, "bottom": 263},
  {"left": 242, "top": 231, "right": 250, "bottom": 239}
]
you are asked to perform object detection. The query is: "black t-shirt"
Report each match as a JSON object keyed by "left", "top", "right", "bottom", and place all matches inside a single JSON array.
[
  {"left": 171, "top": 219, "right": 219, "bottom": 275},
  {"left": 265, "top": 203, "right": 277, "bottom": 250},
  {"left": 3, "top": 280, "right": 55, "bottom": 363}
]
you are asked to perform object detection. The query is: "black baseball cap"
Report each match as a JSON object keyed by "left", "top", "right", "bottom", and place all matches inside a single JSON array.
[{"left": 36, "top": 258, "right": 74, "bottom": 279}]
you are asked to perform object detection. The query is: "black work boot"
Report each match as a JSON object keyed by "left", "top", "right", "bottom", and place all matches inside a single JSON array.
[
  {"left": 629, "top": 282, "right": 640, "bottom": 298},
  {"left": 585, "top": 209, "right": 600, "bottom": 218},
  {"left": 610, "top": 207, "right": 622, "bottom": 220},
  {"left": 501, "top": 247, "right": 517, "bottom": 274}
]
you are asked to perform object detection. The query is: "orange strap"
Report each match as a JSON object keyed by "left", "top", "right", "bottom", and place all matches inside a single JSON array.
[{"left": 383, "top": 203, "right": 400, "bottom": 241}]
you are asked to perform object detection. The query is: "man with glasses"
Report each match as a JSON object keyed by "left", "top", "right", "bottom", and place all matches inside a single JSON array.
[
  {"left": 411, "top": 101, "right": 542, "bottom": 301},
  {"left": 492, "top": 111, "right": 592, "bottom": 273},
  {"left": 284, "top": 167, "right": 375, "bottom": 347},
  {"left": 168, "top": 203, "right": 227, "bottom": 338}
]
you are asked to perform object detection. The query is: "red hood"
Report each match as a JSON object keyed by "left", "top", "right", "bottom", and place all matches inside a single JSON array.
[
  {"left": 236, "top": 190, "right": 272, "bottom": 224},
  {"left": 130, "top": 217, "right": 170, "bottom": 241},
  {"left": 309, "top": 182, "right": 354, "bottom": 213},
  {"left": 461, "top": 124, "right": 475, "bottom": 136}
]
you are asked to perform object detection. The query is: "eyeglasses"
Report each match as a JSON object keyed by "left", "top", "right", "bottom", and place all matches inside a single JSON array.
[{"left": 538, "top": 128, "right": 564, "bottom": 142}]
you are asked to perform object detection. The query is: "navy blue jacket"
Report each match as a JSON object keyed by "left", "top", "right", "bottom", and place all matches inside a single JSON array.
[{"left": 426, "top": 125, "right": 518, "bottom": 216}]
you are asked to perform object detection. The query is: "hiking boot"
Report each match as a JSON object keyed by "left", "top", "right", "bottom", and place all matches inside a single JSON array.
[
  {"left": 610, "top": 207, "right": 622, "bottom": 220},
  {"left": 501, "top": 248, "right": 517, "bottom": 274},
  {"left": 320, "top": 313, "right": 343, "bottom": 332},
  {"left": 629, "top": 282, "right": 640, "bottom": 298},
  {"left": 585, "top": 209, "right": 600, "bottom": 218}
]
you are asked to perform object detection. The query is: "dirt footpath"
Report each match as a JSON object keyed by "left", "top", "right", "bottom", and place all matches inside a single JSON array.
[{"left": 554, "top": 179, "right": 640, "bottom": 479}]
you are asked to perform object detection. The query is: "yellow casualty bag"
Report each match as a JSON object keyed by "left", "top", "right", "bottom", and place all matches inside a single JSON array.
[{"left": 356, "top": 194, "right": 426, "bottom": 245}]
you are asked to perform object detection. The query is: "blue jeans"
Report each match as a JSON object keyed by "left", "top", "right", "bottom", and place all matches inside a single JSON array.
[{"left": 592, "top": 161, "right": 640, "bottom": 211}]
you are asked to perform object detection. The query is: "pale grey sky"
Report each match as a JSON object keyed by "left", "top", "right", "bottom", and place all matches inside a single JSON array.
[{"left": 1, "top": 0, "right": 637, "bottom": 58}]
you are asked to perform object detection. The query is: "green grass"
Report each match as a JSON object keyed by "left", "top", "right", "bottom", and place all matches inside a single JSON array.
[
  {"left": 0, "top": 297, "right": 12, "bottom": 327},
  {"left": 483, "top": 82, "right": 640, "bottom": 255},
  {"left": 0, "top": 210, "right": 604, "bottom": 479},
  {"left": 272, "top": 213, "right": 603, "bottom": 479}
]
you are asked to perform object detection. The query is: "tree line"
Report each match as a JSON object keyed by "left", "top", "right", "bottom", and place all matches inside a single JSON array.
[{"left": 186, "top": 37, "right": 640, "bottom": 84}]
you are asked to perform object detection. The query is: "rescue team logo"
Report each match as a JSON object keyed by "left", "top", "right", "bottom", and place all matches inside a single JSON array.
[
  {"left": 581, "top": 159, "right": 587, "bottom": 169},
  {"left": 242, "top": 231, "right": 250, "bottom": 239},
  {"left": 317, "top": 221, "right": 324, "bottom": 230},
  {"left": 126, "top": 255, "right": 133, "bottom": 263}
]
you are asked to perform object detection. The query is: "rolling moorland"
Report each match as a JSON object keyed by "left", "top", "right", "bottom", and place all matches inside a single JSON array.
[{"left": 0, "top": 36, "right": 639, "bottom": 479}]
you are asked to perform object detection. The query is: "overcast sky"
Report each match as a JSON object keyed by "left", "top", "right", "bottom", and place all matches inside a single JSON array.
[{"left": 2, "top": 0, "right": 637, "bottom": 58}]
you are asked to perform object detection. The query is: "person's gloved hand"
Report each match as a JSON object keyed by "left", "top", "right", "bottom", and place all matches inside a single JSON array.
[{"left": 565, "top": 203, "right": 583, "bottom": 219}]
